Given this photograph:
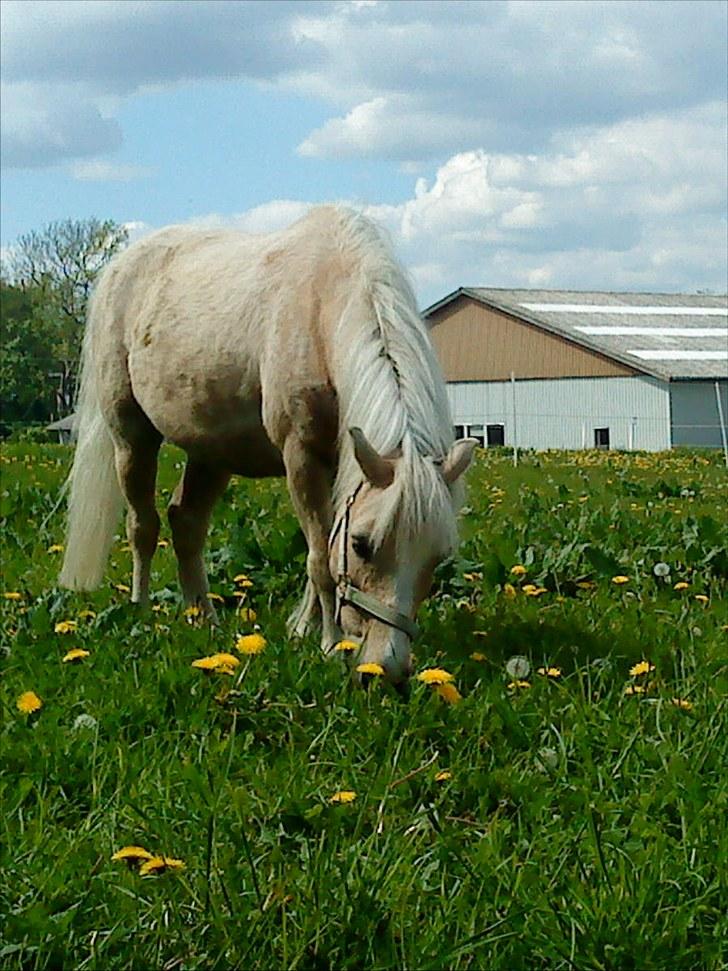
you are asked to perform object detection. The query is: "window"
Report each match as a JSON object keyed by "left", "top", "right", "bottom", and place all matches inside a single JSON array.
[
  {"left": 468, "top": 424, "right": 485, "bottom": 447},
  {"left": 487, "top": 424, "right": 505, "bottom": 446},
  {"left": 594, "top": 427, "right": 610, "bottom": 449},
  {"left": 454, "top": 424, "right": 466, "bottom": 439}
]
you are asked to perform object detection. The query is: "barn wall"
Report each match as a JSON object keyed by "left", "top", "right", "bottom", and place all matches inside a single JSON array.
[
  {"left": 428, "top": 297, "right": 637, "bottom": 381},
  {"left": 670, "top": 380, "right": 728, "bottom": 448},
  {"left": 448, "top": 375, "right": 671, "bottom": 451}
]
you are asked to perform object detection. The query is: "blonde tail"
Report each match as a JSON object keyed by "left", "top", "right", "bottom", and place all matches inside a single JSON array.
[{"left": 59, "top": 317, "right": 123, "bottom": 590}]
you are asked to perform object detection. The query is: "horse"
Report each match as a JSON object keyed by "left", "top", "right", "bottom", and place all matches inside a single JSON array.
[{"left": 59, "top": 206, "right": 476, "bottom": 683}]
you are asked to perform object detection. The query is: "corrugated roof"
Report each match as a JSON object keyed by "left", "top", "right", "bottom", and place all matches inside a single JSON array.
[{"left": 423, "top": 288, "right": 728, "bottom": 380}]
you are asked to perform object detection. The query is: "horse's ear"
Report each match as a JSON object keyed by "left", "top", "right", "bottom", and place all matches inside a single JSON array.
[
  {"left": 442, "top": 438, "right": 478, "bottom": 485},
  {"left": 349, "top": 428, "right": 395, "bottom": 488}
]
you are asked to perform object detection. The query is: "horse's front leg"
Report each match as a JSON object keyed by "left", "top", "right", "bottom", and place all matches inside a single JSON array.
[{"left": 282, "top": 436, "right": 341, "bottom": 654}]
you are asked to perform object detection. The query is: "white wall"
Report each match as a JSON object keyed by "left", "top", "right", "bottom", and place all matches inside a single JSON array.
[{"left": 447, "top": 375, "right": 671, "bottom": 451}]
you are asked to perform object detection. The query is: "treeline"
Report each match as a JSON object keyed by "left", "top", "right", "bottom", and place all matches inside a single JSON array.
[{"left": 1, "top": 218, "right": 128, "bottom": 431}]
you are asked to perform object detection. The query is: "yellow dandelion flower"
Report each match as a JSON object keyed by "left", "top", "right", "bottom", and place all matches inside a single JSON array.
[
  {"left": 114, "top": 583, "right": 131, "bottom": 593},
  {"left": 111, "top": 845, "right": 154, "bottom": 864},
  {"left": 576, "top": 580, "right": 595, "bottom": 590},
  {"left": 538, "top": 666, "right": 562, "bottom": 678},
  {"left": 434, "top": 770, "right": 452, "bottom": 782},
  {"left": 78, "top": 609, "right": 96, "bottom": 620},
  {"left": 524, "top": 585, "right": 548, "bottom": 597},
  {"left": 17, "top": 690, "right": 42, "bottom": 714},
  {"left": 416, "top": 668, "right": 454, "bottom": 685},
  {"left": 673, "top": 581, "right": 689, "bottom": 590},
  {"left": 139, "top": 855, "right": 186, "bottom": 876},
  {"left": 334, "top": 639, "right": 360, "bottom": 652},
  {"left": 62, "top": 648, "right": 90, "bottom": 663},
  {"left": 612, "top": 575, "right": 630, "bottom": 585},
  {"left": 470, "top": 652, "right": 486, "bottom": 662},
  {"left": 671, "top": 698, "right": 693, "bottom": 711},
  {"left": 236, "top": 633, "right": 266, "bottom": 655},
  {"left": 208, "top": 592, "right": 225, "bottom": 603},
  {"left": 629, "top": 660, "right": 655, "bottom": 677},
  {"left": 54, "top": 620, "right": 78, "bottom": 634},
  {"left": 694, "top": 594, "right": 709, "bottom": 604},
  {"left": 503, "top": 583, "right": 517, "bottom": 599},
  {"left": 238, "top": 606, "right": 257, "bottom": 623},
  {"left": 507, "top": 680, "right": 531, "bottom": 690},
  {"left": 233, "top": 573, "right": 252, "bottom": 584},
  {"left": 3, "top": 591, "right": 22, "bottom": 601},
  {"left": 184, "top": 604, "right": 203, "bottom": 618},
  {"left": 330, "top": 790, "right": 356, "bottom": 804},
  {"left": 191, "top": 652, "right": 240, "bottom": 671},
  {"left": 356, "top": 662, "right": 385, "bottom": 676},
  {"left": 235, "top": 579, "right": 254, "bottom": 591},
  {"left": 462, "top": 571, "right": 482, "bottom": 582},
  {"left": 522, "top": 583, "right": 538, "bottom": 594},
  {"left": 510, "top": 565, "right": 527, "bottom": 576},
  {"left": 624, "top": 684, "right": 647, "bottom": 695},
  {"left": 47, "top": 544, "right": 64, "bottom": 554},
  {"left": 436, "top": 682, "right": 462, "bottom": 704}
]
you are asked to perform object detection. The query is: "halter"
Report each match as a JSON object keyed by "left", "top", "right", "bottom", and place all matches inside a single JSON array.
[{"left": 329, "top": 483, "right": 420, "bottom": 641}]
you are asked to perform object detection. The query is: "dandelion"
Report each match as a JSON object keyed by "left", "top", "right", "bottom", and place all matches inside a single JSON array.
[
  {"left": 576, "top": 580, "right": 596, "bottom": 590},
  {"left": 234, "top": 575, "right": 254, "bottom": 589},
  {"left": 673, "top": 581, "right": 689, "bottom": 591},
  {"left": 3, "top": 591, "right": 22, "bottom": 601},
  {"left": 17, "top": 690, "right": 42, "bottom": 714},
  {"left": 208, "top": 592, "right": 225, "bottom": 603},
  {"left": 334, "top": 639, "right": 359, "bottom": 652},
  {"left": 470, "top": 652, "right": 486, "bottom": 662},
  {"left": 330, "top": 790, "right": 356, "bottom": 804},
  {"left": 63, "top": 648, "right": 90, "bottom": 663},
  {"left": 653, "top": 562, "right": 670, "bottom": 578},
  {"left": 416, "top": 668, "right": 454, "bottom": 685},
  {"left": 503, "top": 583, "right": 517, "bottom": 599},
  {"left": 434, "top": 770, "right": 452, "bottom": 782},
  {"left": 694, "top": 594, "right": 709, "bottom": 605},
  {"left": 192, "top": 653, "right": 240, "bottom": 672},
  {"left": 114, "top": 583, "right": 131, "bottom": 593},
  {"left": 47, "top": 544, "right": 64, "bottom": 554},
  {"left": 238, "top": 606, "right": 257, "bottom": 623},
  {"left": 671, "top": 698, "right": 693, "bottom": 711},
  {"left": 112, "top": 846, "right": 154, "bottom": 865},
  {"left": 139, "top": 856, "right": 186, "bottom": 876},
  {"left": 184, "top": 604, "right": 203, "bottom": 620},
  {"left": 523, "top": 585, "right": 548, "bottom": 597},
  {"left": 236, "top": 633, "right": 266, "bottom": 655},
  {"left": 505, "top": 656, "right": 530, "bottom": 679},
  {"left": 507, "top": 680, "right": 531, "bottom": 690},
  {"left": 54, "top": 620, "right": 78, "bottom": 634},
  {"left": 510, "top": 565, "right": 527, "bottom": 576},
  {"left": 538, "top": 666, "right": 562, "bottom": 678},
  {"left": 356, "top": 662, "right": 385, "bottom": 676},
  {"left": 624, "top": 684, "right": 647, "bottom": 695},
  {"left": 78, "top": 608, "right": 96, "bottom": 621},
  {"left": 629, "top": 660, "right": 655, "bottom": 677},
  {"left": 462, "top": 571, "right": 482, "bottom": 582},
  {"left": 612, "top": 576, "right": 630, "bottom": 585},
  {"left": 436, "top": 682, "right": 462, "bottom": 704}
]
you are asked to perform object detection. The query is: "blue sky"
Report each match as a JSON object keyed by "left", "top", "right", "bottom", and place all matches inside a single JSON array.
[{"left": 2, "top": 0, "right": 727, "bottom": 306}]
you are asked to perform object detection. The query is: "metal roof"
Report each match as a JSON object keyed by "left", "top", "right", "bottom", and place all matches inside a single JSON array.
[{"left": 423, "top": 288, "right": 728, "bottom": 381}]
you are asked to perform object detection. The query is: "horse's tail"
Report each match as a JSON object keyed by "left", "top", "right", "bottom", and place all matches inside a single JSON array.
[{"left": 59, "top": 300, "right": 123, "bottom": 591}]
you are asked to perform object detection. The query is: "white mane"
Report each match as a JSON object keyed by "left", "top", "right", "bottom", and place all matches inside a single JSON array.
[{"left": 331, "top": 209, "right": 458, "bottom": 550}]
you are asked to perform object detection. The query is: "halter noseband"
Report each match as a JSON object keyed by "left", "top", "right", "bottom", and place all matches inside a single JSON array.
[{"left": 329, "top": 484, "right": 420, "bottom": 641}]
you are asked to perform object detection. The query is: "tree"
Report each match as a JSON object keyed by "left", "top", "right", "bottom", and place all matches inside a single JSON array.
[
  {"left": 0, "top": 281, "right": 56, "bottom": 425},
  {"left": 3, "top": 218, "right": 128, "bottom": 415}
]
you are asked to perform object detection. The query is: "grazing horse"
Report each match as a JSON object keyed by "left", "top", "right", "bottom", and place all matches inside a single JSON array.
[{"left": 59, "top": 206, "right": 476, "bottom": 682}]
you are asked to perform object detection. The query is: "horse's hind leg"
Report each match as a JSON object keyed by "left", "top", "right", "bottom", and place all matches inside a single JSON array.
[
  {"left": 167, "top": 461, "right": 230, "bottom": 614},
  {"left": 113, "top": 433, "right": 162, "bottom": 605}
]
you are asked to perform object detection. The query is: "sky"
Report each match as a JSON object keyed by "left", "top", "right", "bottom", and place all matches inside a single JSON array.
[{"left": 1, "top": 0, "right": 727, "bottom": 307}]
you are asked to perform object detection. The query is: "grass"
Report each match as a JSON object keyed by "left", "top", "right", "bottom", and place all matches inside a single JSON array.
[{"left": 1, "top": 443, "right": 727, "bottom": 970}]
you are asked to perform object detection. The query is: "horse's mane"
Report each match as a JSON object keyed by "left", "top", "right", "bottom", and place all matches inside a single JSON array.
[{"left": 329, "top": 208, "right": 459, "bottom": 551}]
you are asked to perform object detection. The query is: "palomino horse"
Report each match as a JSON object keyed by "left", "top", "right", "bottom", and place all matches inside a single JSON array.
[{"left": 59, "top": 206, "right": 476, "bottom": 683}]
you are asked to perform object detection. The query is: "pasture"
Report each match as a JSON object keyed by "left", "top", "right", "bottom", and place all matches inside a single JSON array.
[{"left": 2, "top": 443, "right": 727, "bottom": 970}]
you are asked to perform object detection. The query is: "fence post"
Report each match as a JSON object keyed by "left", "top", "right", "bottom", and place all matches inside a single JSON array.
[
  {"left": 715, "top": 381, "right": 728, "bottom": 469},
  {"left": 510, "top": 371, "right": 518, "bottom": 467}
]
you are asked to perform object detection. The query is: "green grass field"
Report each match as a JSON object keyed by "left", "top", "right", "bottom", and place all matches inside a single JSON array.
[{"left": 2, "top": 443, "right": 727, "bottom": 971}]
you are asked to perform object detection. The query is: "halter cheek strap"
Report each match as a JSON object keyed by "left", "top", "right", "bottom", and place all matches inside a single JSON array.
[{"left": 330, "top": 484, "right": 420, "bottom": 641}]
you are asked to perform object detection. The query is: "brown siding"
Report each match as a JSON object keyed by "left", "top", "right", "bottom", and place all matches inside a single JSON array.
[{"left": 428, "top": 296, "right": 636, "bottom": 380}]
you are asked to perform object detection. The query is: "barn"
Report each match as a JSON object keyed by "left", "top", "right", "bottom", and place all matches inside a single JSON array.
[{"left": 424, "top": 288, "right": 728, "bottom": 452}]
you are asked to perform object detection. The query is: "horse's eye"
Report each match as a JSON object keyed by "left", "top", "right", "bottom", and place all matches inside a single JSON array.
[{"left": 352, "top": 535, "right": 373, "bottom": 561}]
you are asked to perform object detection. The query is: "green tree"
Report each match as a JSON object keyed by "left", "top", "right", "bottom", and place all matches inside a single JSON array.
[
  {"left": 3, "top": 217, "right": 128, "bottom": 416},
  {"left": 0, "top": 281, "right": 56, "bottom": 425}
]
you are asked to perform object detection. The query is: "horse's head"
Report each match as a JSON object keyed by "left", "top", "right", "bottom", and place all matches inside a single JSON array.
[{"left": 330, "top": 428, "right": 477, "bottom": 685}]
